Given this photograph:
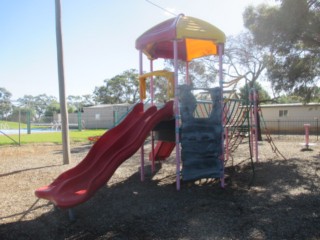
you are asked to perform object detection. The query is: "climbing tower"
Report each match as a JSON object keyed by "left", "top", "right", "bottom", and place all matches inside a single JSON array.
[{"left": 135, "top": 14, "right": 226, "bottom": 189}]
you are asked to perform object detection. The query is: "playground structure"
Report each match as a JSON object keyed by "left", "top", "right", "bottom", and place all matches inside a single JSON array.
[
  {"left": 35, "top": 14, "right": 264, "bottom": 210},
  {"left": 135, "top": 14, "right": 226, "bottom": 189}
]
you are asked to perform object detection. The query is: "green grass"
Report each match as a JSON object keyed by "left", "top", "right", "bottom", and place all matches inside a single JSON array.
[
  {"left": 0, "top": 129, "right": 107, "bottom": 145},
  {"left": 0, "top": 120, "right": 27, "bottom": 129}
]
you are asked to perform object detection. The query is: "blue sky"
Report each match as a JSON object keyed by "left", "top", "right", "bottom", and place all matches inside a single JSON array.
[{"left": 0, "top": 0, "right": 275, "bottom": 100}]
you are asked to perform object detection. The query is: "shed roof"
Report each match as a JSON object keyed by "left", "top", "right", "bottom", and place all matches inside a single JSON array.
[
  {"left": 84, "top": 103, "right": 131, "bottom": 109},
  {"left": 260, "top": 103, "right": 320, "bottom": 108}
]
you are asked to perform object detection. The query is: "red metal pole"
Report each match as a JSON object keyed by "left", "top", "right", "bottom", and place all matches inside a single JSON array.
[
  {"left": 249, "top": 90, "right": 254, "bottom": 160},
  {"left": 304, "top": 124, "right": 310, "bottom": 148}
]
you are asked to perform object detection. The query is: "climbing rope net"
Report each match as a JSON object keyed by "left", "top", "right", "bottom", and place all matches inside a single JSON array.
[
  {"left": 222, "top": 77, "right": 286, "bottom": 164},
  {"left": 191, "top": 75, "right": 287, "bottom": 171}
]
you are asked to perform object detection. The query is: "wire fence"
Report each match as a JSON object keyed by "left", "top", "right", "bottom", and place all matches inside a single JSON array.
[
  {"left": 262, "top": 119, "right": 320, "bottom": 141},
  {"left": 2, "top": 102, "right": 319, "bottom": 144}
]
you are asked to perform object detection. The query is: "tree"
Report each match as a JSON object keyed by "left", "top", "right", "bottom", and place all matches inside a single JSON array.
[
  {"left": 276, "top": 94, "right": 304, "bottom": 104},
  {"left": 17, "top": 94, "right": 59, "bottom": 121},
  {"left": 164, "top": 59, "right": 218, "bottom": 88},
  {"left": 67, "top": 95, "right": 82, "bottom": 113},
  {"left": 221, "top": 32, "right": 272, "bottom": 142},
  {"left": 121, "top": 69, "right": 140, "bottom": 103},
  {"left": 238, "top": 82, "right": 270, "bottom": 142},
  {"left": 81, "top": 94, "right": 95, "bottom": 107},
  {"left": 93, "top": 69, "right": 140, "bottom": 104},
  {"left": 239, "top": 81, "right": 271, "bottom": 103},
  {"left": 243, "top": 0, "right": 320, "bottom": 101},
  {"left": 44, "top": 101, "right": 60, "bottom": 121},
  {"left": 151, "top": 75, "right": 173, "bottom": 103},
  {"left": 67, "top": 95, "right": 94, "bottom": 113},
  {"left": 0, "top": 88, "right": 13, "bottom": 119},
  {"left": 277, "top": 87, "right": 320, "bottom": 103},
  {"left": 223, "top": 32, "right": 270, "bottom": 92}
]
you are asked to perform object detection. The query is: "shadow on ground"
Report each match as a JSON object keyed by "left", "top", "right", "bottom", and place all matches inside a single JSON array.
[{"left": 0, "top": 164, "right": 62, "bottom": 178}]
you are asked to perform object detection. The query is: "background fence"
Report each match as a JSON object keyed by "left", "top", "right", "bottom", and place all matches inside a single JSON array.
[
  {"left": 1, "top": 104, "right": 319, "bottom": 143},
  {"left": 262, "top": 119, "right": 319, "bottom": 141}
]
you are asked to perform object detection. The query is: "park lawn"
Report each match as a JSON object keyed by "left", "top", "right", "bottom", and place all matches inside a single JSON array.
[
  {"left": 0, "top": 129, "right": 106, "bottom": 145},
  {"left": 0, "top": 120, "right": 27, "bottom": 129}
]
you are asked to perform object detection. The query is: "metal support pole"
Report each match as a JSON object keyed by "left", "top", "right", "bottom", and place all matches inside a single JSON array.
[
  {"left": 304, "top": 124, "right": 310, "bottom": 149},
  {"left": 27, "top": 110, "right": 31, "bottom": 134},
  {"left": 218, "top": 44, "right": 225, "bottom": 188},
  {"left": 18, "top": 108, "right": 21, "bottom": 145},
  {"left": 225, "top": 126, "right": 229, "bottom": 162},
  {"left": 173, "top": 40, "right": 181, "bottom": 190},
  {"left": 150, "top": 60, "right": 155, "bottom": 172},
  {"left": 68, "top": 209, "right": 76, "bottom": 222},
  {"left": 139, "top": 50, "right": 145, "bottom": 181},
  {"left": 150, "top": 60, "right": 154, "bottom": 105},
  {"left": 249, "top": 89, "right": 255, "bottom": 157},
  {"left": 253, "top": 89, "right": 259, "bottom": 162},
  {"left": 223, "top": 103, "right": 229, "bottom": 162},
  {"left": 77, "top": 110, "right": 82, "bottom": 131},
  {"left": 55, "top": 0, "right": 71, "bottom": 164},
  {"left": 278, "top": 119, "right": 280, "bottom": 139},
  {"left": 186, "top": 61, "right": 190, "bottom": 85},
  {"left": 316, "top": 118, "right": 319, "bottom": 141}
]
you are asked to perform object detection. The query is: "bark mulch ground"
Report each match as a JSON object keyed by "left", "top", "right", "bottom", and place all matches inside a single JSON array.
[{"left": 0, "top": 135, "right": 319, "bottom": 240}]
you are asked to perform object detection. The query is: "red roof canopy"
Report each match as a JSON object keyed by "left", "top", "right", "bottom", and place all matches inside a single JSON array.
[{"left": 135, "top": 14, "right": 226, "bottom": 61}]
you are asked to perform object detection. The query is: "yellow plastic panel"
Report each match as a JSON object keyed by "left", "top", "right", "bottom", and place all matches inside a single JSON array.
[{"left": 185, "top": 39, "right": 217, "bottom": 61}]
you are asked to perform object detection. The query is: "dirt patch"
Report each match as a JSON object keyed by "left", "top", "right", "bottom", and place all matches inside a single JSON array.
[{"left": 0, "top": 137, "right": 319, "bottom": 240}]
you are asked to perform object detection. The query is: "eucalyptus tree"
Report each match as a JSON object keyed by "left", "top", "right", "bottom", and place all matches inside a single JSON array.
[
  {"left": 93, "top": 69, "right": 140, "bottom": 104},
  {"left": 164, "top": 59, "right": 218, "bottom": 88},
  {"left": 0, "top": 87, "right": 13, "bottom": 119},
  {"left": 17, "top": 94, "right": 58, "bottom": 121},
  {"left": 243, "top": 0, "right": 320, "bottom": 102},
  {"left": 67, "top": 94, "right": 94, "bottom": 112},
  {"left": 219, "top": 31, "right": 273, "bottom": 102}
]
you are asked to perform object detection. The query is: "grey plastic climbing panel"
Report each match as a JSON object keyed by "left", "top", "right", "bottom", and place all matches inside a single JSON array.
[{"left": 179, "top": 85, "right": 224, "bottom": 181}]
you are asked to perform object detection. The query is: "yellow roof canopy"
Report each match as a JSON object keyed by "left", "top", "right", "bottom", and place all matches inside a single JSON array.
[{"left": 136, "top": 14, "right": 226, "bottom": 61}]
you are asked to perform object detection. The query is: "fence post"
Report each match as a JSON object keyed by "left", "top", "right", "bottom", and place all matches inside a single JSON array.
[
  {"left": 77, "top": 111, "right": 82, "bottom": 131},
  {"left": 316, "top": 118, "right": 319, "bottom": 141},
  {"left": 317, "top": 118, "right": 319, "bottom": 141},
  {"left": 18, "top": 109, "right": 21, "bottom": 145},
  {"left": 27, "top": 110, "right": 31, "bottom": 134},
  {"left": 277, "top": 119, "right": 280, "bottom": 139},
  {"left": 304, "top": 123, "right": 310, "bottom": 149}
]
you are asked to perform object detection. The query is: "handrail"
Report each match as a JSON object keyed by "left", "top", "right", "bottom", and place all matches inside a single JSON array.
[{"left": 139, "top": 70, "right": 174, "bottom": 100}]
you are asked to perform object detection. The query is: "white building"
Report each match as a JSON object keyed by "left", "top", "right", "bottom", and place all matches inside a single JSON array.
[{"left": 260, "top": 103, "right": 320, "bottom": 134}]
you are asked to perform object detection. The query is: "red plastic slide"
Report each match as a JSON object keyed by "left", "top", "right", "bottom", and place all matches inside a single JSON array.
[
  {"left": 35, "top": 101, "right": 174, "bottom": 208},
  {"left": 149, "top": 141, "right": 175, "bottom": 161}
]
